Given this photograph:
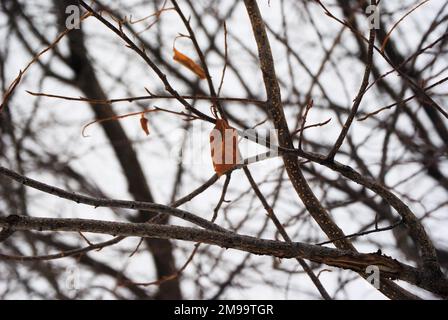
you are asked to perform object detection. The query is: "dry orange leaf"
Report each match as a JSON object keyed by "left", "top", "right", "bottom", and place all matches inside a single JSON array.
[
  {"left": 173, "top": 48, "right": 206, "bottom": 80},
  {"left": 210, "top": 119, "right": 241, "bottom": 177},
  {"left": 140, "top": 113, "right": 150, "bottom": 136}
]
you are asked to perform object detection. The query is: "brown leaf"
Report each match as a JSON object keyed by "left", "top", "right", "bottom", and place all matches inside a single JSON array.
[
  {"left": 140, "top": 113, "right": 150, "bottom": 136},
  {"left": 210, "top": 119, "right": 241, "bottom": 176},
  {"left": 173, "top": 48, "right": 206, "bottom": 80}
]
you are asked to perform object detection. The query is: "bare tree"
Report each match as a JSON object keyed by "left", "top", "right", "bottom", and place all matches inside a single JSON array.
[{"left": 0, "top": 0, "right": 447, "bottom": 299}]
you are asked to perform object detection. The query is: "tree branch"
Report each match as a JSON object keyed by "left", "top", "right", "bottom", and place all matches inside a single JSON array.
[{"left": 1, "top": 214, "right": 447, "bottom": 297}]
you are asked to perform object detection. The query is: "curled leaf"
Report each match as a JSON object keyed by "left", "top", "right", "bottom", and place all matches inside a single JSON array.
[
  {"left": 173, "top": 48, "right": 206, "bottom": 80},
  {"left": 140, "top": 113, "right": 150, "bottom": 136},
  {"left": 210, "top": 119, "right": 241, "bottom": 177}
]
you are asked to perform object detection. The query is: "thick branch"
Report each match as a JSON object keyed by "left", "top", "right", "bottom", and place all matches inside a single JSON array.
[
  {"left": 1, "top": 214, "right": 447, "bottom": 297},
  {"left": 0, "top": 166, "right": 229, "bottom": 234},
  {"left": 243, "top": 0, "right": 419, "bottom": 300}
]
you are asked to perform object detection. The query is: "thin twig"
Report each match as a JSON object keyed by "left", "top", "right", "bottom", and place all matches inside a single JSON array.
[
  {"left": 327, "top": 26, "right": 376, "bottom": 160},
  {"left": 358, "top": 76, "right": 448, "bottom": 121},
  {"left": 298, "top": 99, "right": 314, "bottom": 150},
  {"left": 243, "top": 167, "right": 332, "bottom": 300},
  {"left": 26, "top": 90, "right": 265, "bottom": 106},
  {"left": 217, "top": 22, "right": 228, "bottom": 97},
  {"left": 380, "top": 0, "right": 430, "bottom": 53},
  {"left": 0, "top": 236, "right": 124, "bottom": 261},
  {"left": 316, "top": 220, "right": 403, "bottom": 246}
]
